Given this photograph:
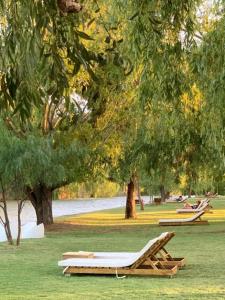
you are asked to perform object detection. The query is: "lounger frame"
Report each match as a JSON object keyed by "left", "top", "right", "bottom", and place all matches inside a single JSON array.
[
  {"left": 159, "top": 211, "right": 208, "bottom": 226},
  {"left": 159, "top": 220, "right": 208, "bottom": 226},
  {"left": 63, "top": 263, "right": 177, "bottom": 277}
]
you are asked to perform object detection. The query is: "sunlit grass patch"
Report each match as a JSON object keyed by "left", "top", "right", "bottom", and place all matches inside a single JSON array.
[{"left": 56, "top": 199, "right": 225, "bottom": 226}]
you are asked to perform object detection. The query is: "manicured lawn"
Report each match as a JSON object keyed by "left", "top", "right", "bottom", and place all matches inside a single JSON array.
[{"left": 0, "top": 198, "right": 225, "bottom": 299}]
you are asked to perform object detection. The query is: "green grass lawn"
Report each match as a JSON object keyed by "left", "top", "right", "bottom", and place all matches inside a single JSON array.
[{"left": 0, "top": 198, "right": 225, "bottom": 300}]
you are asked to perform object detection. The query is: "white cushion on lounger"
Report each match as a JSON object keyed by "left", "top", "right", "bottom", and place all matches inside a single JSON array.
[
  {"left": 94, "top": 252, "right": 136, "bottom": 259},
  {"left": 58, "top": 257, "right": 137, "bottom": 268},
  {"left": 58, "top": 232, "right": 169, "bottom": 268}
]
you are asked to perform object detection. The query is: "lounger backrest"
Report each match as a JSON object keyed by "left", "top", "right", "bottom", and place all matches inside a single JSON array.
[
  {"left": 130, "top": 232, "right": 174, "bottom": 269},
  {"left": 189, "top": 210, "right": 205, "bottom": 221},
  {"left": 198, "top": 201, "right": 209, "bottom": 211},
  {"left": 198, "top": 199, "right": 209, "bottom": 209},
  {"left": 197, "top": 200, "right": 204, "bottom": 209}
]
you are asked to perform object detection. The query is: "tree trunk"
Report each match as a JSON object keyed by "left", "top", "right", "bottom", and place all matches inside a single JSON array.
[
  {"left": 0, "top": 179, "right": 13, "bottom": 245},
  {"left": 188, "top": 186, "right": 192, "bottom": 198},
  {"left": 159, "top": 185, "right": 166, "bottom": 202},
  {"left": 136, "top": 176, "right": 144, "bottom": 210},
  {"left": 27, "top": 185, "right": 53, "bottom": 226},
  {"left": 1, "top": 203, "right": 13, "bottom": 245},
  {"left": 16, "top": 200, "right": 25, "bottom": 246},
  {"left": 125, "top": 177, "right": 136, "bottom": 219}
]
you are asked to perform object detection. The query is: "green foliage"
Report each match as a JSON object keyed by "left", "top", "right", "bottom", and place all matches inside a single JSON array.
[
  {"left": 0, "top": 0, "right": 132, "bottom": 202},
  {"left": 0, "top": 0, "right": 127, "bottom": 121},
  {"left": 189, "top": 4, "right": 225, "bottom": 191},
  {"left": 103, "top": 0, "right": 204, "bottom": 191},
  {"left": 0, "top": 121, "right": 90, "bottom": 191},
  {"left": 110, "top": 0, "right": 200, "bottom": 105},
  {"left": 59, "top": 180, "right": 121, "bottom": 199}
]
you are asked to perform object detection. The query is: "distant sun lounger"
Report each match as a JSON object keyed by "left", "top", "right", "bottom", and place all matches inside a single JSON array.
[
  {"left": 176, "top": 199, "right": 212, "bottom": 214},
  {"left": 166, "top": 196, "right": 188, "bottom": 203},
  {"left": 159, "top": 211, "right": 209, "bottom": 226},
  {"left": 58, "top": 232, "right": 184, "bottom": 277}
]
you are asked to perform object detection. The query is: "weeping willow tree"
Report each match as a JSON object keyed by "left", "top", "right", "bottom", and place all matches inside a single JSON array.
[
  {"left": 0, "top": 1, "right": 88, "bottom": 118},
  {"left": 188, "top": 1, "right": 225, "bottom": 192},
  {"left": 136, "top": 0, "right": 225, "bottom": 200},
  {"left": 0, "top": 0, "right": 131, "bottom": 225},
  {"left": 104, "top": 0, "right": 203, "bottom": 217}
]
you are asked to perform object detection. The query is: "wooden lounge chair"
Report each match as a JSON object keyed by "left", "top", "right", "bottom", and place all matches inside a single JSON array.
[
  {"left": 79, "top": 232, "right": 185, "bottom": 268},
  {"left": 205, "top": 192, "right": 218, "bottom": 198},
  {"left": 176, "top": 199, "right": 211, "bottom": 214},
  {"left": 159, "top": 211, "right": 209, "bottom": 226},
  {"left": 58, "top": 232, "right": 182, "bottom": 277}
]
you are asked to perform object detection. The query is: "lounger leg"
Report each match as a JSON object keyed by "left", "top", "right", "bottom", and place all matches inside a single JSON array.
[
  {"left": 63, "top": 266, "right": 71, "bottom": 276},
  {"left": 158, "top": 247, "right": 173, "bottom": 260},
  {"left": 115, "top": 268, "right": 126, "bottom": 279}
]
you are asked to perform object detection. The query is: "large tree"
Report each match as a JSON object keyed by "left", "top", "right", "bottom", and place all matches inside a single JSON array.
[
  {"left": 0, "top": 0, "right": 130, "bottom": 225},
  {"left": 106, "top": 0, "right": 202, "bottom": 215}
]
